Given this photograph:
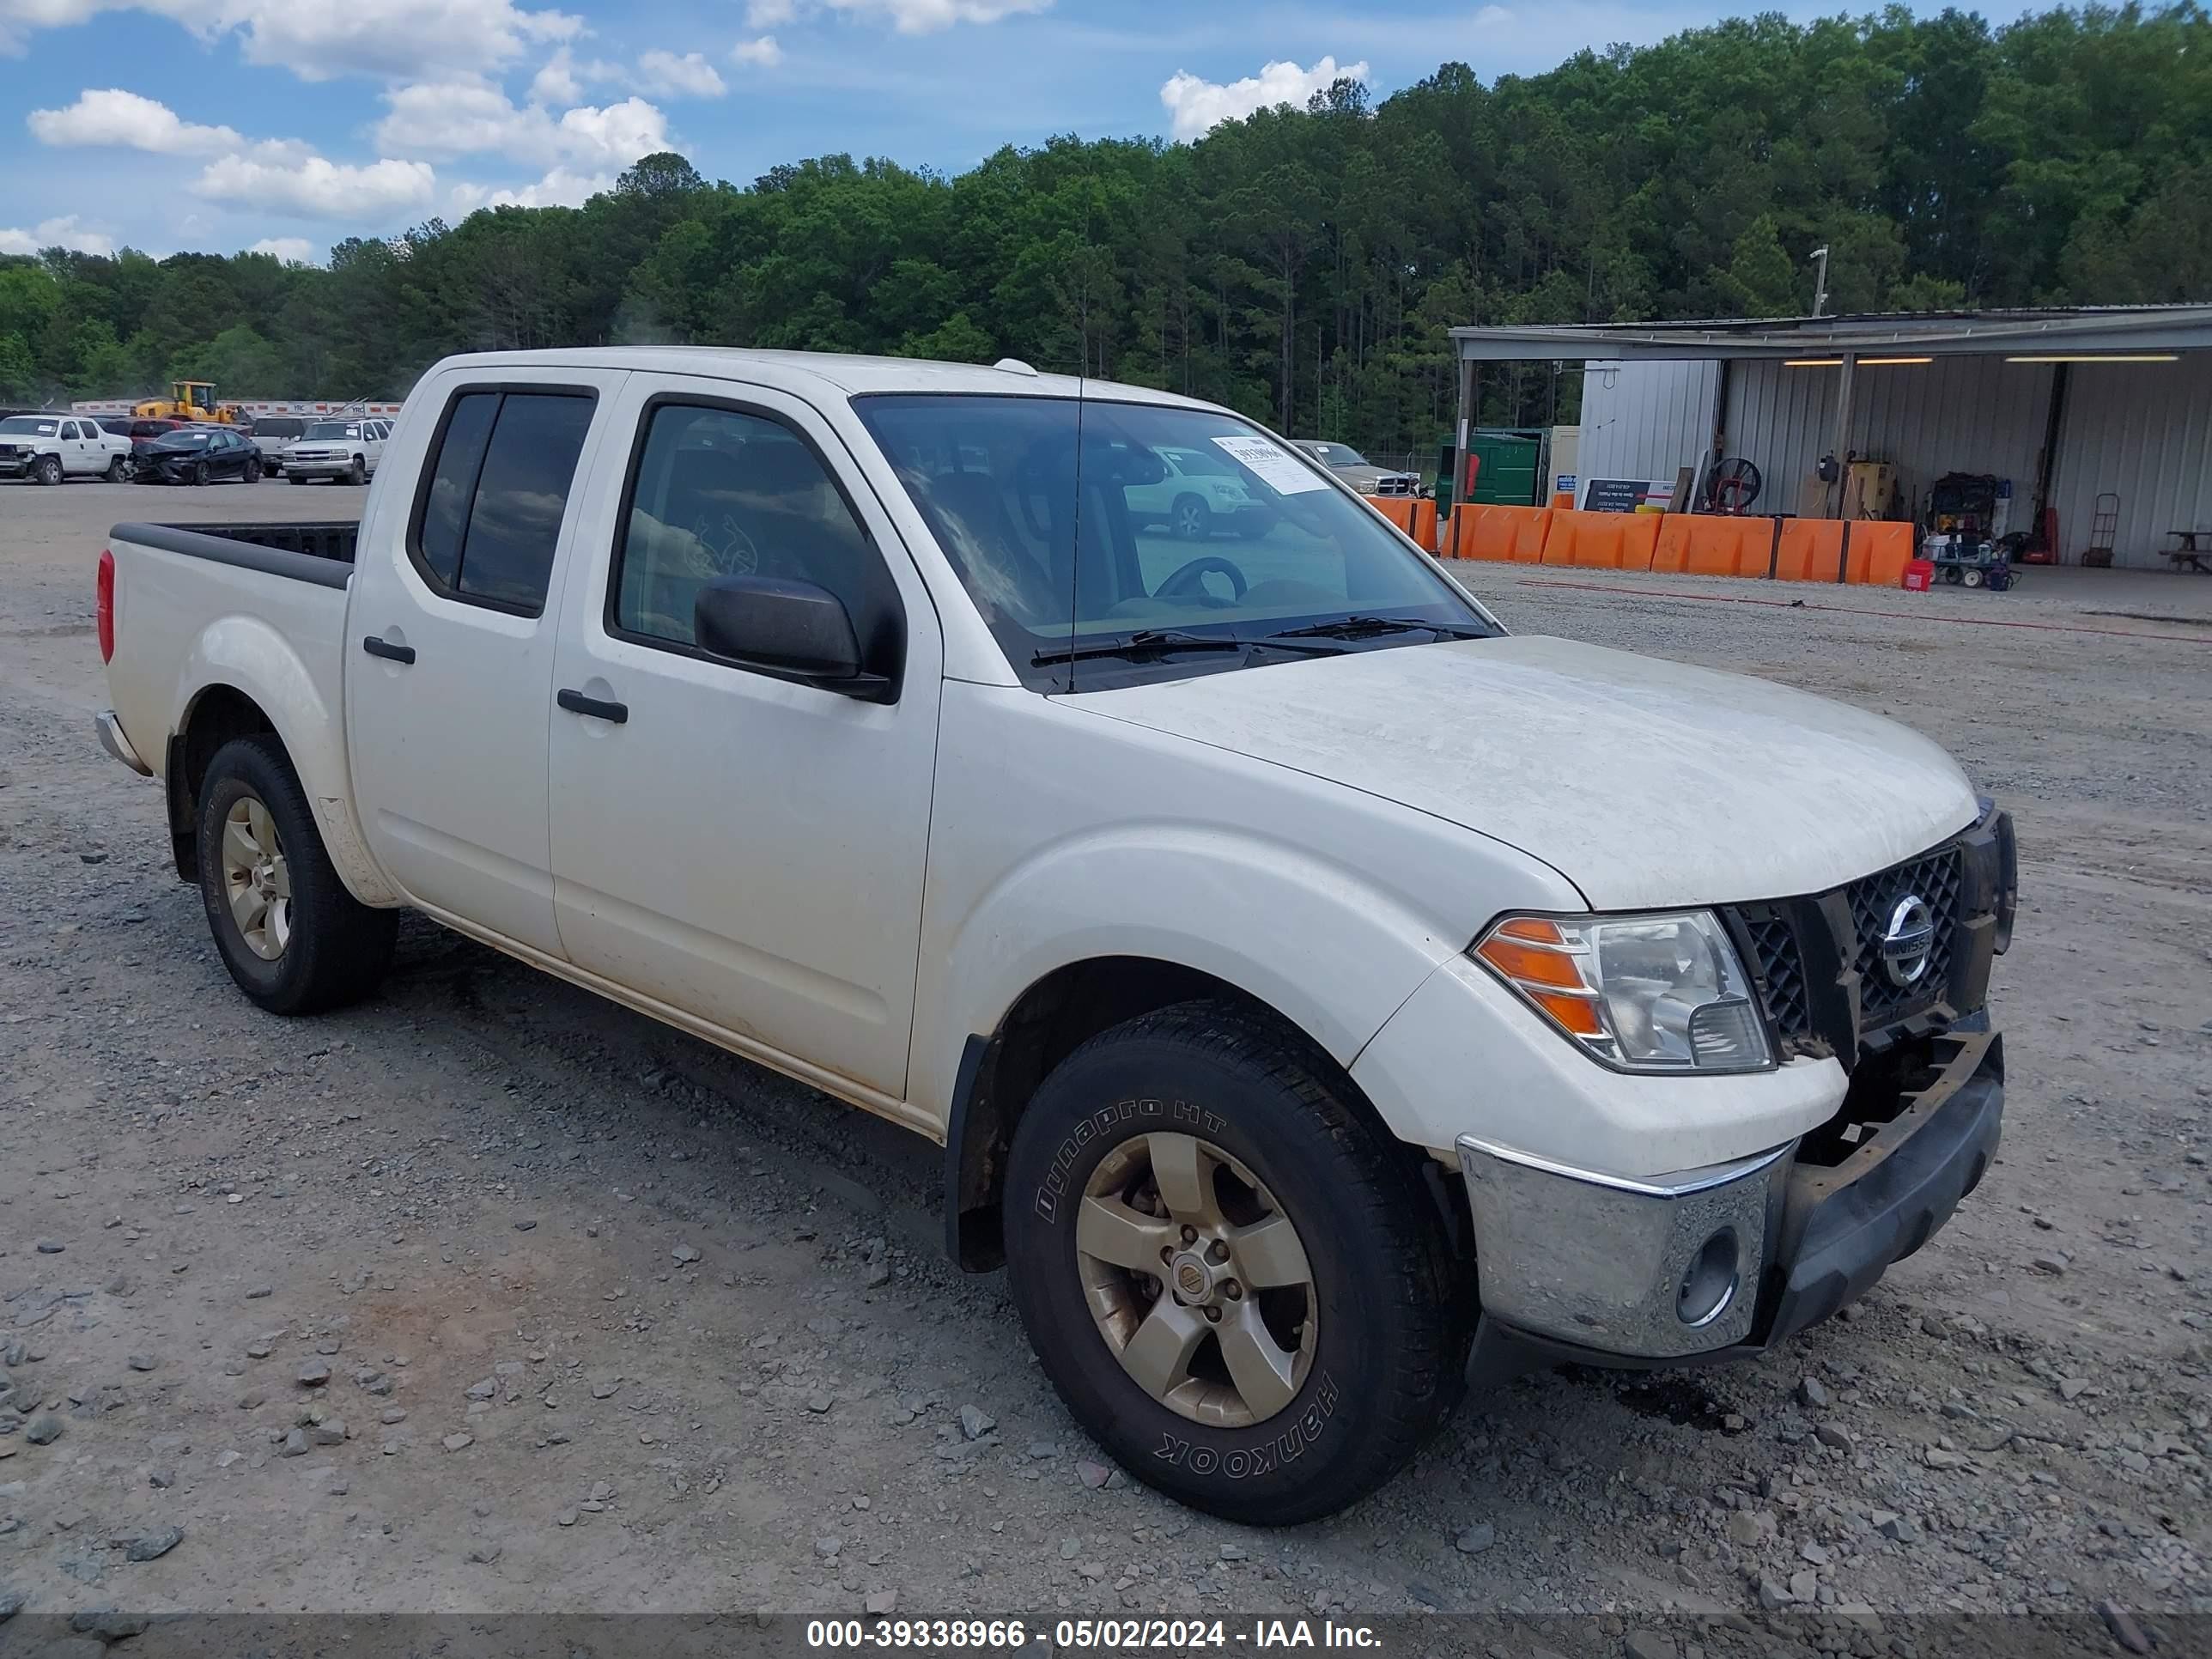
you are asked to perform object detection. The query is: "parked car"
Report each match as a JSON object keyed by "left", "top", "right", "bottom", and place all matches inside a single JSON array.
[
  {"left": 283, "top": 417, "right": 389, "bottom": 484},
  {"left": 130, "top": 424, "right": 264, "bottom": 485},
  {"left": 1127, "top": 444, "right": 1275, "bottom": 540},
  {"left": 0, "top": 412, "right": 135, "bottom": 483},
  {"left": 246, "top": 415, "right": 307, "bottom": 477},
  {"left": 1293, "top": 440, "right": 1420, "bottom": 497},
  {"left": 101, "top": 416, "right": 190, "bottom": 443},
  {"left": 94, "top": 348, "right": 2014, "bottom": 1525}
]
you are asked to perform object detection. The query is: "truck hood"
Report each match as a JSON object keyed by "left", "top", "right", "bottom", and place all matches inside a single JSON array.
[{"left": 1074, "top": 635, "right": 1979, "bottom": 910}]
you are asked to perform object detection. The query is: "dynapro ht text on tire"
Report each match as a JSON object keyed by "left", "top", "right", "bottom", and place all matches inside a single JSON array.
[
  {"left": 196, "top": 734, "right": 398, "bottom": 1015},
  {"left": 1002, "top": 1001, "right": 1468, "bottom": 1523}
]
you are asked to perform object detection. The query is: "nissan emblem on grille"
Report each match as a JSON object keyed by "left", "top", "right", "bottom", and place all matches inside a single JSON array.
[{"left": 1880, "top": 895, "right": 1936, "bottom": 988}]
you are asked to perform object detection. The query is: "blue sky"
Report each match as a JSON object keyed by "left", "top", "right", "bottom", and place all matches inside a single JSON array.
[{"left": 2, "top": 0, "right": 1925, "bottom": 261}]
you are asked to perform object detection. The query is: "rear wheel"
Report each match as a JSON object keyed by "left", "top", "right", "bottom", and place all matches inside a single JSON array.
[
  {"left": 1002, "top": 1002, "right": 1468, "bottom": 1524},
  {"left": 106, "top": 455, "right": 130, "bottom": 482},
  {"left": 245, "top": 455, "right": 263, "bottom": 483},
  {"left": 196, "top": 735, "right": 398, "bottom": 1015}
]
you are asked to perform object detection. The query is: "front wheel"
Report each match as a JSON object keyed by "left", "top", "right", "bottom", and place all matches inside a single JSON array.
[
  {"left": 1170, "top": 495, "right": 1212, "bottom": 541},
  {"left": 346, "top": 456, "right": 366, "bottom": 486},
  {"left": 1002, "top": 1003, "right": 1468, "bottom": 1524},
  {"left": 192, "top": 459, "right": 210, "bottom": 487},
  {"left": 33, "top": 453, "right": 63, "bottom": 486},
  {"left": 196, "top": 735, "right": 398, "bottom": 1014},
  {"left": 289, "top": 472, "right": 307, "bottom": 486}
]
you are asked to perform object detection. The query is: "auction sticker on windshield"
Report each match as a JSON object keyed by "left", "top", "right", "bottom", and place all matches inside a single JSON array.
[{"left": 1211, "top": 434, "right": 1328, "bottom": 495}]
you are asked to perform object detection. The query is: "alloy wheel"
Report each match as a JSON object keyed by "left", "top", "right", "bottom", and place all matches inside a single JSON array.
[
  {"left": 220, "top": 795, "right": 293, "bottom": 961},
  {"left": 1074, "top": 1132, "right": 1316, "bottom": 1427}
]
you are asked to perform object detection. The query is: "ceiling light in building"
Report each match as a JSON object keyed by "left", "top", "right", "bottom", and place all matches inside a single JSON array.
[
  {"left": 1858, "top": 356, "right": 1933, "bottom": 366},
  {"left": 1784, "top": 358, "right": 1842, "bottom": 368},
  {"left": 2002, "top": 353, "right": 2179, "bottom": 364}
]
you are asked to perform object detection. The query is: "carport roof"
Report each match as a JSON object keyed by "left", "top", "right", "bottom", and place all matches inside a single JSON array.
[{"left": 1451, "top": 303, "right": 2212, "bottom": 362}]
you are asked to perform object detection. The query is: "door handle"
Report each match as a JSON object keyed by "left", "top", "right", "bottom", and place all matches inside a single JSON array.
[
  {"left": 362, "top": 635, "right": 416, "bottom": 664},
  {"left": 557, "top": 688, "right": 629, "bottom": 724}
]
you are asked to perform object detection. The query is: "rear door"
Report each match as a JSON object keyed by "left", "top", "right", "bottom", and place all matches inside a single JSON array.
[
  {"left": 544, "top": 374, "right": 942, "bottom": 1101},
  {"left": 346, "top": 367, "right": 627, "bottom": 956},
  {"left": 61, "top": 420, "right": 96, "bottom": 475}
]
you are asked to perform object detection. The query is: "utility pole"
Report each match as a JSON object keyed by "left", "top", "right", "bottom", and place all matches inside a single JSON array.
[{"left": 1809, "top": 246, "right": 1831, "bottom": 318}]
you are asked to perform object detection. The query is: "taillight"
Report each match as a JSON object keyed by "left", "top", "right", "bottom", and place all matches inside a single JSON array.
[{"left": 97, "top": 548, "right": 115, "bottom": 663}]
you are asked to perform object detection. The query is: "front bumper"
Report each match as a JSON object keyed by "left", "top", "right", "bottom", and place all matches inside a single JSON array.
[
  {"left": 1457, "top": 1025, "right": 2002, "bottom": 1367},
  {"left": 285, "top": 458, "right": 352, "bottom": 478}
]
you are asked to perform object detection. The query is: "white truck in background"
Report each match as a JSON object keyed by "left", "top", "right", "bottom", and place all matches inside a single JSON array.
[
  {"left": 95, "top": 347, "right": 2015, "bottom": 1523},
  {"left": 2, "top": 412, "right": 133, "bottom": 483}
]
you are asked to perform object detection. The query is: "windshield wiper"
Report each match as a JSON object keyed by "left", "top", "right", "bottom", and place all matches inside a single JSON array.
[
  {"left": 1263, "top": 614, "right": 1489, "bottom": 643},
  {"left": 1032, "top": 629, "right": 1348, "bottom": 668},
  {"left": 1032, "top": 629, "right": 1250, "bottom": 667}
]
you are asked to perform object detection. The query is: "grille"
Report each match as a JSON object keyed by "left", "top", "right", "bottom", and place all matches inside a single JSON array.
[
  {"left": 1846, "top": 845, "right": 1963, "bottom": 1020},
  {"left": 1741, "top": 911, "right": 1814, "bottom": 1044}
]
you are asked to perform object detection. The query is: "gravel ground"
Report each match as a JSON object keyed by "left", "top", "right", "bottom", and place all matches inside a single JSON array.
[{"left": 1, "top": 480, "right": 2208, "bottom": 1649}]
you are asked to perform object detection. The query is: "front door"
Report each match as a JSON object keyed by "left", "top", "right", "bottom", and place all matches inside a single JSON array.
[
  {"left": 547, "top": 375, "right": 941, "bottom": 1101},
  {"left": 346, "top": 367, "right": 625, "bottom": 957}
]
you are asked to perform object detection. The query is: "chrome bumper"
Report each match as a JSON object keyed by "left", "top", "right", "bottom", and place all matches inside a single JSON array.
[
  {"left": 1455, "top": 1135, "right": 1794, "bottom": 1358},
  {"left": 96, "top": 709, "right": 152, "bottom": 776},
  {"left": 1455, "top": 1027, "right": 2002, "bottom": 1364}
]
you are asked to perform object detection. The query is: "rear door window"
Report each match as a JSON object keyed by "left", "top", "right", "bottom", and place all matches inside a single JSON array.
[{"left": 408, "top": 387, "right": 596, "bottom": 617}]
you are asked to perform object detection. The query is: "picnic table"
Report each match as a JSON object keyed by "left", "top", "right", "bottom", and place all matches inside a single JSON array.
[{"left": 2166, "top": 530, "right": 2212, "bottom": 573}]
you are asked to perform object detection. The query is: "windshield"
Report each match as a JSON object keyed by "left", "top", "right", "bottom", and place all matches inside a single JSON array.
[
  {"left": 257, "top": 417, "right": 304, "bottom": 439},
  {"left": 1301, "top": 441, "right": 1368, "bottom": 467},
  {"left": 1, "top": 416, "right": 59, "bottom": 435},
  {"left": 854, "top": 395, "right": 1494, "bottom": 691},
  {"left": 304, "top": 422, "right": 361, "bottom": 440}
]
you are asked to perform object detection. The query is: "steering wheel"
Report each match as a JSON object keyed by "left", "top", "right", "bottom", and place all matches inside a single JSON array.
[{"left": 1155, "top": 556, "right": 1249, "bottom": 604}]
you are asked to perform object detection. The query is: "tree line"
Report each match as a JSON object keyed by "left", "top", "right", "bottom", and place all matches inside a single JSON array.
[{"left": 3, "top": 3, "right": 2208, "bottom": 454}]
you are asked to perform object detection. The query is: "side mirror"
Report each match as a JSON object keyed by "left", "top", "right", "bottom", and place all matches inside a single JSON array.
[{"left": 694, "top": 574, "right": 884, "bottom": 696}]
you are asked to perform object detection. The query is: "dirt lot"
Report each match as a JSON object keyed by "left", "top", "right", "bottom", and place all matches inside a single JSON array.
[{"left": 1, "top": 479, "right": 2208, "bottom": 1646}]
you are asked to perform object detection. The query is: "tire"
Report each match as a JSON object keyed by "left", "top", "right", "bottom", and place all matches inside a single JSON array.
[
  {"left": 245, "top": 455, "right": 263, "bottom": 483},
  {"left": 1234, "top": 518, "right": 1270, "bottom": 541},
  {"left": 33, "top": 453, "right": 63, "bottom": 486},
  {"left": 1002, "top": 1001, "right": 1467, "bottom": 1524},
  {"left": 192, "top": 459, "right": 210, "bottom": 487},
  {"left": 289, "top": 472, "right": 307, "bottom": 486},
  {"left": 1961, "top": 567, "right": 1984, "bottom": 588},
  {"left": 105, "top": 455, "right": 128, "bottom": 483},
  {"left": 195, "top": 734, "right": 398, "bottom": 1015},
  {"left": 346, "top": 455, "right": 366, "bottom": 486},
  {"left": 1170, "top": 495, "right": 1212, "bottom": 541}
]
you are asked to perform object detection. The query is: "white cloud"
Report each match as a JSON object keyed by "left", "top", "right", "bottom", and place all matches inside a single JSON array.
[
  {"left": 1158, "top": 56, "right": 1370, "bottom": 142},
  {"left": 247, "top": 235, "right": 315, "bottom": 261},
  {"left": 1473, "top": 3, "right": 1512, "bottom": 21},
  {"left": 28, "top": 87, "right": 242, "bottom": 153},
  {"left": 634, "top": 48, "right": 724, "bottom": 98},
  {"left": 491, "top": 166, "right": 612, "bottom": 207},
  {"left": 193, "top": 154, "right": 438, "bottom": 220},
  {"left": 754, "top": 0, "right": 1045, "bottom": 34},
  {"left": 0, "top": 214, "right": 115, "bottom": 254},
  {"left": 374, "top": 82, "right": 669, "bottom": 170},
  {"left": 730, "top": 33, "right": 781, "bottom": 66},
  {"left": 529, "top": 45, "right": 582, "bottom": 105}
]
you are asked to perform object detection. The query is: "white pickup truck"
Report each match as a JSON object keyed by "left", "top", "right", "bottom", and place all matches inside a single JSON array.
[
  {"left": 95, "top": 348, "right": 2015, "bottom": 1522},
  {"left": 2, "top": 412, "right": 134, "bottom": 483}
]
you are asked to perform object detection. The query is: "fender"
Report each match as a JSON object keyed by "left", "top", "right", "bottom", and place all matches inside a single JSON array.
[{"left": 173, "top": 617, "right": 399, "bottom": 907}]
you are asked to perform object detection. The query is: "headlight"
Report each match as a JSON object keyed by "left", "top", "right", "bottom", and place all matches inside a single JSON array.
[{"left": 1473, "top": 910, "right": 1772, "bottom": 1073}]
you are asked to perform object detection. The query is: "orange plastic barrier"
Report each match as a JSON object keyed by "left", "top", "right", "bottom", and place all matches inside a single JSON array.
[
  {"left": 1775, "top": 519, "right": 1846, "bottom": 583},
  {"left": 1540, "top": 509, "right": 1662, "bottom": 572},
  {"left": 1843, "top": 522, "right": 1914, "bottom": 586},
  {"left": 1653, "top": 516, "right": 1778, "bottom": 578},
  {"left": 1447, "top": 503, "right": 1552, "bottom": 562},
  {"left": 1412, "top": 499, "right": 1438, "bottom": 551},
  {"left": 1364, "top": 495, "right": 1419, "bottom": 536}
]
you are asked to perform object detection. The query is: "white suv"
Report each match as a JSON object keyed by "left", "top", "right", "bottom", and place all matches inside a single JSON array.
[
  {"left": 283, "top": 417, "right": 389, "bottom": 485},
  {"left": 0, "top": 413, "right": 132, "bottom": 483}
]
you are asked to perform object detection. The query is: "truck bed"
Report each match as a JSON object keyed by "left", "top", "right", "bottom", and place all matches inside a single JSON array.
[{"left": 112, "top": 520, "right": 357, "bottom": 585}]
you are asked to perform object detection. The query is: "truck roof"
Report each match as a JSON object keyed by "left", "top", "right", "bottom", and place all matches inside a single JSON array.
[{"left": 423, "top": 348, "right": 1225, "bottom": 411}]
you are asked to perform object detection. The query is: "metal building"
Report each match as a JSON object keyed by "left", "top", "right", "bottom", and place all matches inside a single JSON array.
[{"left": 1448, "top": 307, "right": 2212, "bottom": 571}]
